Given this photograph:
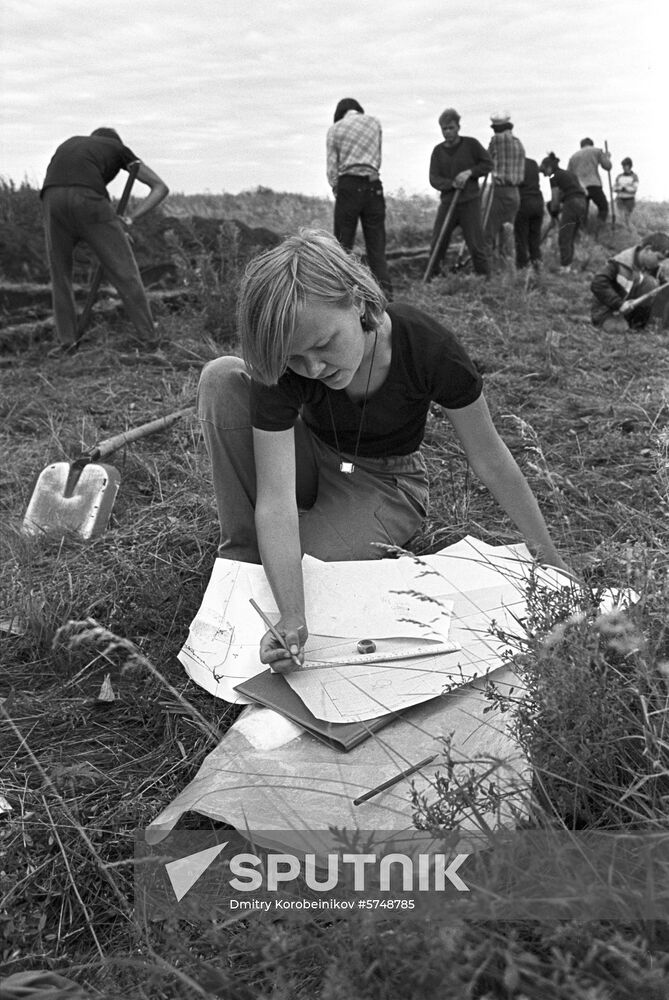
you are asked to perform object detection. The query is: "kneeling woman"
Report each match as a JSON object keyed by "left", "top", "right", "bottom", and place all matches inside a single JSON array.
[{"left": 198, "top": 230, "right": 567, "bottom": 670}]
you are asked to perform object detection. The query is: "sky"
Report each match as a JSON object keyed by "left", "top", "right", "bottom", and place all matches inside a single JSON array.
[{"left": 1, "top": 0, "right": 666, "bottom": 204}]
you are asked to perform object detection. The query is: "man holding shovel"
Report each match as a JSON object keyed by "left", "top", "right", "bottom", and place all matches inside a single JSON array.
[
  {"left": 40, "top": 127, "right": 169, "bottom": 357},
  {"left": 428, "top": 108, "right": 492, "bottom": 278}
]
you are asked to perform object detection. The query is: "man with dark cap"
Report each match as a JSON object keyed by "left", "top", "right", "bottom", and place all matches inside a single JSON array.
[
  {"left": 40, "top": 127, "right": 169, "bottom": 356},
  {"left": 428, "top": 108, "right": 492, "bottom": 277},
  {"left": 590, "top": 232, "right": 669, "bottom": 332},
  {"left": 567, "top": 138, "right": 612, "bottom": 227},
  {"left": 326, "top": 99, "right": 393, "bottom": 297},
  {"left": 484, "top": 111, "right": 525, "bottom": 264}
]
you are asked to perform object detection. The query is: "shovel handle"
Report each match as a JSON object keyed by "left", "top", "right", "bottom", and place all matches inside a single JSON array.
[
  {"left": 604, "top": 141, "right": 615, "bottom": 230},
  {"left": 422, "top": 188, "right": 462, "bottom": 282},
  {"left": 625, "top": 282, "right": 667, "bottom": 310},
  {"left": 87, "top": 407, "right": 193, "bottom": 461}
]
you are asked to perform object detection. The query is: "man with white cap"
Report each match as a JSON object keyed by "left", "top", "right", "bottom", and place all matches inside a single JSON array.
[{"left": 484, "top": 112, "right": 525, "bottom": 265}]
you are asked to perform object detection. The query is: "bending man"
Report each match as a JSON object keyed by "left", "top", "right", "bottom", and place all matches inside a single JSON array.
[{"left": 41, "top": 127, "right": 169, "bottom": 356}]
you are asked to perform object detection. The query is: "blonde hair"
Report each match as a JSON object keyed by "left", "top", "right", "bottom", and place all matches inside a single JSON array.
[{"left": 237, "top": 229, "right": 387, "bottom": 385}]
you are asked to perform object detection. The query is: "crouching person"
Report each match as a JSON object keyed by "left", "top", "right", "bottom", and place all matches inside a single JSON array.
[{"left": 590, "top": 231, "right": 669, "bottom": 333}]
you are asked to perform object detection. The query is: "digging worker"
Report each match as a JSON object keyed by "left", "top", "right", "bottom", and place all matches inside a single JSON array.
[
  {"left": 567, "top": 138, "right": 612, "bottom": 227},
  {"left": 539, "top": 153, "right": 587, "bottom": 272},
  {"left": 326, "top": 98, "right": 393, "bottom": 298},
  {"left": 484, "top": 111, "right": 525, "bottom": 265},
  {"left": 428, "top": 108, "right": 492, "bottom": 278},
  {"left": 590, "top": 231, "right": 669, "bottom": 333},
  {"left": 40, "top": 127, "right": 169, "bottom": 356}
]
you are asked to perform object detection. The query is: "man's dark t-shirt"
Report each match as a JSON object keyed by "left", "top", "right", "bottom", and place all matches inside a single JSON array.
[
  {"left": 250, "top": 302, "right": 483, "bottom": 457},
  {"left": 549, "top": 167, "right": 586, "bottom": 204},
  {"left": 41, "top": 135, "right": 139, "bottom": 199}
]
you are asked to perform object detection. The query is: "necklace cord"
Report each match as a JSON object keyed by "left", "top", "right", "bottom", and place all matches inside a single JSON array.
[{"left": 325, "top": 327, "right": 379, "bottom": 471}]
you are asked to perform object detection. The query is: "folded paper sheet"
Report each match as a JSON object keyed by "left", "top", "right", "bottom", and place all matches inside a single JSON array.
[
  {"left": 149, "top": 661, "right": 528, "bottom": 856},
  {"left": 178, "top": 536, "right": 545, "bottom": 723}
]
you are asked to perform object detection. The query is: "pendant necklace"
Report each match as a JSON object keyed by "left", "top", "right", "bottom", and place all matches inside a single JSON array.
[{"left": 325, "top": 327, "right": 378, "bottom": 474}]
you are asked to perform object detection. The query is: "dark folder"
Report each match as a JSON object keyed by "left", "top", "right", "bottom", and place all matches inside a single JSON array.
[{"left": 233, "top": 669, "right": 410, "bottom": 753}]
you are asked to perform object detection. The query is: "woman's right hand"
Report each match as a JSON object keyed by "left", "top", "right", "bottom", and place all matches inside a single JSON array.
[{"left": 259, "top": 616, "right": 309, "bottom": 673}]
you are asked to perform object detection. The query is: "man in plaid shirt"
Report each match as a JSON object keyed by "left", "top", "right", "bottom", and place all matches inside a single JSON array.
[
  {"left": 484, "top": 112, "right": 525, "bottom": 266},
  {"left": 326, "top": 98, "right": 393, "bottom": 297}
]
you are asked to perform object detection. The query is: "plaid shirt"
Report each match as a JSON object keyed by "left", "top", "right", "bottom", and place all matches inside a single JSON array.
[
  {"left": 488, "top": 131, "right": 526, "bottom": 185},
  {"left": 326, "top": 111, "right": 382, "bottom": 189}
]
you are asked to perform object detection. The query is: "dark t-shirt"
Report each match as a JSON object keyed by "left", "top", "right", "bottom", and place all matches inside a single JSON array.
[
  {"left": 41, "top": 135, "right": 139, "bottom": 199},
  {"left": 519, "top": 158, "right": 542, "bottom": 199},
  {"left": 249, "top": 302, "right": 483, "bottom": 457},
  {"left": 550, "top": 166, "right": 586, "bottom": 204}
]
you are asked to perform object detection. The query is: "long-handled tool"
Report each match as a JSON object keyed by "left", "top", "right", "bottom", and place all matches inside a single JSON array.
[
  {"left": 480, "top": 173, "right": 494, "bottom": 232},
  {"left": 75, "top": 161, "right": 140, "bottom": 343},
  {"left": 623, "top": 281, "right": 669, "bottom": 312},
  {"left": 422, "top": 189, "right": 462, "bottom": 282},
  {"left": 22, "top": 408, "right": 192, "bottom": 539},
  {"left": 604, "top": 140, "right": 616, "bottom": 230}
]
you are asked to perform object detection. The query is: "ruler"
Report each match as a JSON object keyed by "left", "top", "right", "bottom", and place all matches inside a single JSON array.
[{"left": 300, "top": 640, "right": 461, "bottom": 671}]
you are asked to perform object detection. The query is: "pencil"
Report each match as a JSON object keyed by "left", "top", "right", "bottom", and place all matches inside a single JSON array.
[
  {"left": 353, "top": 754, "right": 439, "bottom": 806},
  {"left": 248, "top": 598, "right": 303, "bottom": 670}
]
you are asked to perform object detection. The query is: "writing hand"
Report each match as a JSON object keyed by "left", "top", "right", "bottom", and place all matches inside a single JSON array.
[{"left": 259, "top": 616, "right": 308, "bottom": 673}]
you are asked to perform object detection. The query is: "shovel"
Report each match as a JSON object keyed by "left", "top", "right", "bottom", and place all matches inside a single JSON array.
[{"left": 22, "top": 408, "right": 192, "bottom": 539}]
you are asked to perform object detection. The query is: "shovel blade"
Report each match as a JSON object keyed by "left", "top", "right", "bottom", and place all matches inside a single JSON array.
[{"left": 22, "top": 461, "right": 121, "bottom": 539}]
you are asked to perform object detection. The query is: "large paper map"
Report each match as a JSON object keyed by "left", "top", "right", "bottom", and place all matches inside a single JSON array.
[{"left": 178, "top": 536, "right": 567, "bottom": 723}]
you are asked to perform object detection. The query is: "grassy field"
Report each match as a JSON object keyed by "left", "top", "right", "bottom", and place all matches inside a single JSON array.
[{"left": 2, "top": 187, "right": 669, "bottom": 997}]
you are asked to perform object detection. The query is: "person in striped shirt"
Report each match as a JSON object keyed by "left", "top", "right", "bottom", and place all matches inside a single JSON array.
[{"left": 326, "top": 98, "right": 393, "bottom": 297}]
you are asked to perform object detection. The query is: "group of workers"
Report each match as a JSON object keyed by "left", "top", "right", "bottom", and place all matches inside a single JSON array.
[
  {"left": 326, "top": 100, "right": 666, "bottom": 334},
  {"left": 40, "top": 104, "right": 665, "bottom": 358}
]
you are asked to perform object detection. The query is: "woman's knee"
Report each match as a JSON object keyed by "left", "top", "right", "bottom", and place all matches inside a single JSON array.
[{"left": 197, "top": 356, "right": 249, "bottom": 422}]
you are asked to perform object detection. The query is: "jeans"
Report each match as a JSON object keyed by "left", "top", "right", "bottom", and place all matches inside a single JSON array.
[
  {"left": 615, "top": 197, "right": 635, "bottom": 224},
  {"left": 558, "top": 196, "right": 587, "bottom": 265},
  {"left": 484, "top": 185, "right": 521, "bottom": 262},
  {"left": 196, "top": 357, "right": 429, "bottom": 563},
  {"left": 430, "top": 195, "right": 489, "bottom": 276},
  {"left": 334, "top": 175, "right": 393, "bottom": 297},
  {"left": 514, "top": 194, "right": 544, "bottom": 268},
  {"left": 42, "top": 186, "right": 155, "bottom": 345},
  {"left": 585, "top": 185, "right": 609, "bottom": 222}
]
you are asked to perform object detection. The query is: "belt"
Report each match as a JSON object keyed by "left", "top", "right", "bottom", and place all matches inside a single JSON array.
[
  {"left": 493, "top": 178, "right": 519, "bottom": 187},
  {"left": 339, "top": 172, "right": 379, "bottom": 183}
]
